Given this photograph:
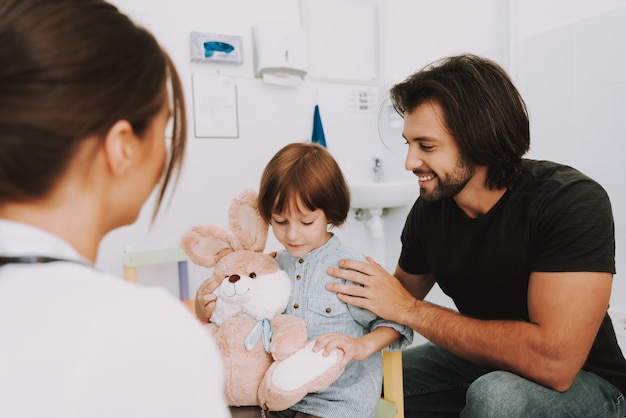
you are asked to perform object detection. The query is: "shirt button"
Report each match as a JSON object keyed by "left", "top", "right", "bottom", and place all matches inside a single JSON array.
[
  {"left": 296, "top": 275, "right": 302, "bottom": 280},
  {"left": 325, "top": 307, "right": 332, "bottom": 313},
  {"left": 293, "top": 303, "right": 299, "bottom": 309},
  {"left": 298, "top": 258, "right": 304, "bottom": 264}
]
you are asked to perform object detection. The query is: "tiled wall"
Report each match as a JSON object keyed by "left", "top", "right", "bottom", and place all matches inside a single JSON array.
[{"left": 512, "top": 5, "right": 626, "bottom": 310}]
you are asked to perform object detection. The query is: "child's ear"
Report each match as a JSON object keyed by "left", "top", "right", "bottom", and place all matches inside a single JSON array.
[{"left": 103, "top": 120, "right": 134, "bottom": 176}]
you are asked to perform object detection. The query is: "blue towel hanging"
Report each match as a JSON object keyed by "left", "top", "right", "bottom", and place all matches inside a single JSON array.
[{"left": 312, "top": 104, "right": 327, "bottom": 148}]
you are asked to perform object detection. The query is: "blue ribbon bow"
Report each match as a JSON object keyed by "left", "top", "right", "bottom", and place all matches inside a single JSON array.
[{"left": 244, "top": 318, "right": 273, "bottom": 353}]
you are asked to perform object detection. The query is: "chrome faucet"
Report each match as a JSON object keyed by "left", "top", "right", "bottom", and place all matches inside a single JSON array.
[{"left": 372, "top": 157, "right": 382, "bottom": 182}]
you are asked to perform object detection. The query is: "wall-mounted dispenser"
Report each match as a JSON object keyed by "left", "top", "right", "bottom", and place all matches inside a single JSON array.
[
  {"left": 190, "top": 31, "right": 244, "bottom": 65},
  {"left": 252, "top": 23, "right": 308, "bottom": 87}
]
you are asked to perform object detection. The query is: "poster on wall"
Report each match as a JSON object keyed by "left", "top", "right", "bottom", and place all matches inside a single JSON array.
[{"left": 192, "top": 74, "right": 239, "bottom": 138}]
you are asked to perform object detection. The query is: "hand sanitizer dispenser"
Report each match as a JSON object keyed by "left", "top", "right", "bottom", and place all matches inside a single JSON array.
[{"left": 252, "top": 23, "right": 308, "bottom": 87}]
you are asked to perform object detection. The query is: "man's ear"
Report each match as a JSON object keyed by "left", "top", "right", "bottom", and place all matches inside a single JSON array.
[{"left": 103, "top": 120, "right": 135, "bottom": 176}]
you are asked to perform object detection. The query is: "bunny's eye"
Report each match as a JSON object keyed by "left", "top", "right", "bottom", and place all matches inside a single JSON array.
[{"left": 249, "top": 272, "right": 257, "bottom": 279}]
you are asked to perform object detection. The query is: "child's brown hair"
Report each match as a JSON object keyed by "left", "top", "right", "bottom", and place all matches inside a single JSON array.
[{"left": 258, "top": 142, "right": 350, "bottom": 227}]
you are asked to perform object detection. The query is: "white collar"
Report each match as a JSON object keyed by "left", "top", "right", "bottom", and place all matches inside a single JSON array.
[{"left": 0, "top": 219, "right": 89, "bottom": 265}]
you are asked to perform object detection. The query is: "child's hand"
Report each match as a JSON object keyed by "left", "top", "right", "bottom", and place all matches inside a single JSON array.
[
  {"left": 194, "top": 278, "right": 220, "bottom": 322},
  {"left": 313, "top": 333, "right": 369, "bottom": 369}
]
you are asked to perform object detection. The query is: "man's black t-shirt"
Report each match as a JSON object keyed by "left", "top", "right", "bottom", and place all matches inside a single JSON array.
[{"left": 399, "top": 159, "right": 626, "bottom": 394}]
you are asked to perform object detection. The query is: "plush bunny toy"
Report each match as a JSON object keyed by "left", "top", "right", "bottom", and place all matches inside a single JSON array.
[{"left": 180, "top": 189, "right": 345, "bottom": 411}]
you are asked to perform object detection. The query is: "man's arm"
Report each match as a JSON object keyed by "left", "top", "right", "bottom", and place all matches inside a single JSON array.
[
  {"left": 394, "top": 265, "right": 435, "bottom": 300},
  {"left": 327, "top": 257, "right": 611, "bottom": 392}
]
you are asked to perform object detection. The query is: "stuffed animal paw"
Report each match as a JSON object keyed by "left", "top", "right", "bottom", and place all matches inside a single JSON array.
[{"left": 258, "top": 340, "right": 346, "bottom": 411}]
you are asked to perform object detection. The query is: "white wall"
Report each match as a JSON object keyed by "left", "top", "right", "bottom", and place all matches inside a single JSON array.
[
  {"left": 509, "top": 0, "right": 626, "bottom": 348},
  {"left": 105, "top": 0, "right": 308, "bottom": 294},
  {"left": 379, "top": 0, "right": 509, "bottom": 85},
  {"left": 101, "top": 1, "right": 626, "bottom": 347},
  {"left": 377, "top": 0, "right": 509, "bottom": 310},
  {"left": 510, "top": 0, "right": 626, "bottom": 303},
  {"left": 103, "top": 0, "right": 422, "bottom": 295}
]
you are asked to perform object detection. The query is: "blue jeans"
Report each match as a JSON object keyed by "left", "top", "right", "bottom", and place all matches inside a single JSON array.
[{"left": 403, "top": 342, "right": 626, "bottom": 417}]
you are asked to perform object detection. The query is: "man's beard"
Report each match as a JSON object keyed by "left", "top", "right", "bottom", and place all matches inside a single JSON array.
[{"left": 419, "top": 158, "right": 475, "bottom": 202}]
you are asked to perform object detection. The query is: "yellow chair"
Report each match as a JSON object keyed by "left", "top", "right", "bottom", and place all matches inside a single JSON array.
[
  {"left": 122, "top": 247, "right": 404, "bottom": 418},
  {"left": 379, "top": 350, "right": 404, "bottom": 418}
]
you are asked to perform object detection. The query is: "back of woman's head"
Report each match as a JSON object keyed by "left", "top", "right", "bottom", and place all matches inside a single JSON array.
[
  {"left": 390, "top": 54, "right": 530, "bottom": 189},
  {"left": 0, "top": 0, "right": 186, "bottom": 213},
  {"left": 258, "top": 142, "right": 350, "bottom": 227}
]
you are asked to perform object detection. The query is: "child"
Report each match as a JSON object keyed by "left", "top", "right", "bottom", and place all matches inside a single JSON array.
[{"left": 257, "top": 142, "right": 413, "bottom": 418}]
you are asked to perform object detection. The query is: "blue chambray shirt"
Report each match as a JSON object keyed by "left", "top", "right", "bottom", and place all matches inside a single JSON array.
[{"left": 275, "top": 234, "right": 413, "bottom": 418}]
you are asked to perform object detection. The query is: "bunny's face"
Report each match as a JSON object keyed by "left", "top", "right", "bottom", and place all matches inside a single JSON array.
[
  {"left": 212, "top": 251, "right": 279, "bottom": 305},
  {"left": 213, "top": 250, "right": 279, "bottom": 280},
  {"left": 182, "top": 189, "right": 279, "bottom": 323},
  {"left": 209, "top": 251, "right": 291, "bottom": 325}
]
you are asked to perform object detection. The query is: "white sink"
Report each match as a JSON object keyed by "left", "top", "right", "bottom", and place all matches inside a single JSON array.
[{"left": 349, "top": 180, "right": 418, "bottom": 210}]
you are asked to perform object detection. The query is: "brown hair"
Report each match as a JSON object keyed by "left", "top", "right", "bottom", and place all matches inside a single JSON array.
[
  {"left": 0, "top": 0, "right": 186, "bottom": 217},
  {"left": 258, "top": 143, "right": 350, "bottom": 227},
  {"left": 389, "top": 54, "right": 530, "bottom": 189}
]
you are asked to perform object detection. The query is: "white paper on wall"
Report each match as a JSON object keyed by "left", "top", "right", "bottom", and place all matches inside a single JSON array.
[{"left": 192, "top": 74, "right": 239, "bottom": 138}]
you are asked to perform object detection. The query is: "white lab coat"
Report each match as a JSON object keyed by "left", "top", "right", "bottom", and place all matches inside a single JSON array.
[{"left": 0, "top": 219, "right": 230, "bottom": 418}]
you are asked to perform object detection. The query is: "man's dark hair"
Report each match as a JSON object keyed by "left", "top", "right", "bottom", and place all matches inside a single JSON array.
[{"left": 390, "top": 54, "right": 530, "bottom": 189}]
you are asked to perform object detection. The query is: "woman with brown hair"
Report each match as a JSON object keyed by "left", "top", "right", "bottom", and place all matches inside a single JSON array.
[{"left": 0, "top": 1, "right": 229, "bottom": 416}]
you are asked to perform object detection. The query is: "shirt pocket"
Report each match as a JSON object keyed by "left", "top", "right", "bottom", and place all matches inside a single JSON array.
[{"left": 305, "top": 296, "right": 351, "bottom": 337}]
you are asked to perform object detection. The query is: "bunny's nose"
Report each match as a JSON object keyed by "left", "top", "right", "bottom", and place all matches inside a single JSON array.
[{"left": 228, "top": 274, "right": 240, "bottom": 283}]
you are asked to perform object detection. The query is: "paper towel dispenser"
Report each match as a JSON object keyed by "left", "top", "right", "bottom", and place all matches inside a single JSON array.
[{"left": 252, "top": 23, "right": 308, "bottom": 86}]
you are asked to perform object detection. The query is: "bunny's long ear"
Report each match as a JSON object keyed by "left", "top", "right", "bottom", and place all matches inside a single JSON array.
[
  {"left": 180, "top": 224, "right": 242, "bottom": 267},
  {"left": 229, "top": 189, "right": 268, "bottom": 252}
]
